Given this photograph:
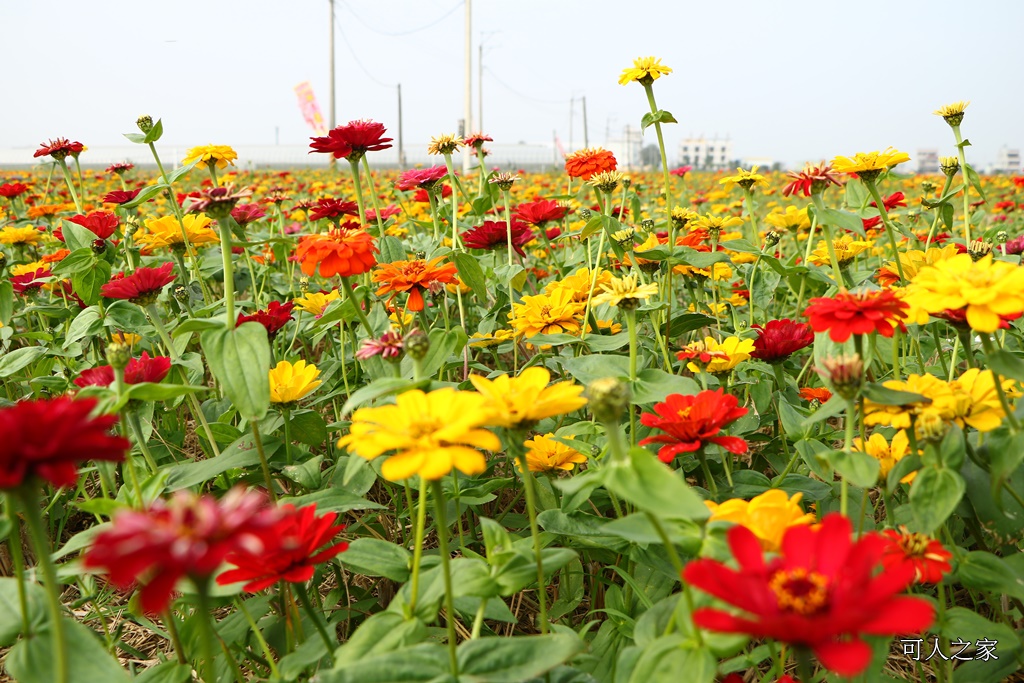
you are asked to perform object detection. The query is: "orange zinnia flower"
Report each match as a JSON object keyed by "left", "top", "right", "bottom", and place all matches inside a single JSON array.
[
  {"left": 564, "top": 147, "right": 617, "bottom": 180},
  {"left": 295, "top": 223, "right": 378, "bottom": 279},
  {"left": 373, "top": 256, "right": 459, "bottom": 311}
]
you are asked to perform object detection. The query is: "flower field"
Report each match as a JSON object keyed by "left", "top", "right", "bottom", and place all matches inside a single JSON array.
[{"left": 3, "top": 59, "right": 1024, "bottom": 683}]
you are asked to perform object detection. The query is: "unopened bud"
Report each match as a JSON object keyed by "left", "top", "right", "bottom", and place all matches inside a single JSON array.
[
  {"left": 641, "top": 218, "right": 655, "bottom": 231},
  {"left": 820, "top": 354, "right": 864, "bottom": 401},
  {"left": 939, "top": 156, "right": 960, "bottom": 177},
  {"left": 173, "top": 284, "right": 189, "bottom": 303},
  {"left": 915, "top": 409, "right": 948, "bottom": 445},
  {"left": 587, "top": 377, "right": 631, "bottom": 425},
  {"left": 578, "top": 208, "right": 592, "bottom": 221},
  {"left": 136, "top": 115, "right": 154, "bottom": 133},
  {"left": 968, "top": 239, "right": 992, "bottom": 261},
  {"left": 91, "top": 239, "right": 107, "bottom": 255},
  {"left": 404, "top": 328, "right": 430, "bottom": 361},
  {"left": 764, "top": 231, "right": 781, "bottom": 247},
  {"left": 123, "top": 215, "right": 140, "bottom": 238},
  {"left": 105, "top": 342, "right": 131, "bottom": 370},
  {"left": 996, "top": 231, "right": 1009, "bottom": 244},
  {"left": 299, "top": 277, "right": 310, "bottom": 294}
]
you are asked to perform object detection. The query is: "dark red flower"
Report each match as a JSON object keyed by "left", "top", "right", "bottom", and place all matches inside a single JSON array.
[
  {"left": 101, "top": 262, "right": 175, "bottom": 304},
  {"left": 395, "top": 166, "right": 450, "bottom": 191},
  {"left": 0, "top": 182, "right": 30, "bottom": 199},
  {"left": 236, "top": 301, "right": 295, "bottom": 339},
  {"left": 805, "top": 290, "right": 908, "bottom": 343},
  {"left": 0, "top": 397, "right": 129, "bottom": 489},
  {"left": 1005, "top": 235, "right": 1024, "bottom": 255},
  {"left": 880, "top": 528, "right": 952, "bottom": 585},
  {"left": 309, "top": 120, "right": 392, "bottom": 161},
  {"left": 10, "top": 268, "right": 50, "bottom": 295},
  {"left": 84, "top": 488, "right": 280, "bottom": 613},
  {"left": 74, "top": 352, "right": 172, "bottom": 388},
  {"left": 33, "top": 138, "right": 84, "bottom": 160},
  {"left": 862, "top": 216, "right": 882, "bottom": 230},
  {"left": 230, "top": 203, "right": 267, "bottom": 227},
  {"left": 639, "top": 390, "right": 748, "bottom": 463},
  {"left": 103, "top": 189, "right": 141, "bottom": 205},
  {"left": 934, "top": 307, "right": 1021, "bottom": 330},
  {"left": 365, "top": 204, "right": 401, "bottom": 223},
  {"left": 514, "top": 199, "right": 569, "bottom": 226},
  {"left": 106, "top": 162, "right": 134, "bottom": 175},
  {"left": 216, "top": 503, "right": 348, "bottom": 592},
  {"left": 464, "top": 133, "right": 493, "bottom": 149},
  {"left": 413, "top": 184, "right": 452, "bottom": 202},
  {"left": 751, "top": 319, "right": 814, "bottom": 362},
  {"left": 462, "top": 220, "right": 535, "bottom": 257},
  {"left": 64, "top": 211, "right": 119, "bottom": 240},
  {"left": 683, "top": 514, "right": 935, "bottom": 677},
  {"left": 870, "top": 192, "right": 907, "bottom": 212},
  {"left": 309, "top": 198, "right": 360, "bottom": 222},
  {"left": 783, "top": 162, "right": 842, "bottom": 198}
]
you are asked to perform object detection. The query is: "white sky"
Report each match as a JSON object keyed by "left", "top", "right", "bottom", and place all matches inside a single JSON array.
[{"left": 2, "top": 0, "right": 1022, "bottom": 167}]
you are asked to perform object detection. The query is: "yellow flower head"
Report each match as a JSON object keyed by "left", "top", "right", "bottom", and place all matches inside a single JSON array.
[
  {"left": 680, "top": 336, "right": 754, "bottom": 374},
  {"left": 0, "top": 226, "right": 43, "bottom": 246},
  {"left": 594, "top": 274, "right": 659, "bottom": 309},
  {"left": 691, "top": 214, "right": 744, "bottom": 233},
  {"left": 10, "top": 261, "right": 46, "bottom": 276},
  {"left": 942, "top": 368, "right": 1019, "bottom": 432},
  {"left": 719, "top": 166, "right": 769, "bottom": 191},
  {"left": 831, "top": 148, "right": 911, "bottom": 177},
  {"left": 618, "top": 56, "right": 673, "bottom": 86},
  {"left": 864, "top": 373, "right": 952, "bottom": 429},
  {"left": 182, "top": 144, "right": 238, "bottom": 170},
  {"left": 522, "top": 433, "right": 588, "bottom": 473},
  {"left": 269, "top": 360, "right": 322, "bottom": 404},
  {"left": 809, "top": 234, "right": 872, "bottom": 268},
  {"left": 111, "top": 332, "right": 143, "bottom": 347},
  {"left": 293, "top": 289, "right": 340, "bottom": 316},
  {"left": 427, "top": 134, "right": 464, "bottom": 156},
  {"left": 136, "top": 213, "right": 219, "bottom": 251},
  {"left": 764, "top": 205, "right": 811, "bottom": 232},
  {"left": 705, "top": 490, "right": 816, "bottom": 552},
  {"left": 904, "top": 254, "right": 1024, "bottom": 332},
  {"left": 338, "top": 388, "right": 500, "bottom": 481},
  {"left": 933, "top": 100, "right": 969, "bottom": 126},
  {"left": 469, "top": 329, "right": 516, "bottom": 348},
  {"left": 545, "top": 267, "right": 612, "bottom": 303},
  {"left": 510, "top": 288, "right": 585, "bottom": 338},
  {"left": 470, "top": 366, "right": 588, "bottom": 429},
  {"left": 853, "top": 430, "right": 916, "bottom": 483},
  {"left": 877, "top": 244, "right": 960, "bottom": 289}
]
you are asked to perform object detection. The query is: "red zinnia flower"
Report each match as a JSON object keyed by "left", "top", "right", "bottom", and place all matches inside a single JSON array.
[
  {"left": 235, "top": 301, "right": 295, "bottom": 339},
  {"left": 638, "top": 390, "right": 748, "bottom": 463},
  {"left": 0, "top": 397, "right": 129, "bottom": 489},
  {"left": 462, "top": 220, "right": 535, "bottom": 257},
  {"left": 10, "top": 268, "right": 50, "bottom": 295},
  {"left": 395, "top": 166, "right": 449, "bottom": 192},
  {"left": 106, "top": 162, "right": 134, "bottom": 175},
  {"left": 514, "top": 199, "right": 569, "bottom": 226},
  {"left": 74, "top": 352, "right": 172, "bottom": 388},
  {"left": 934, "top": 307, "right": 1021, "bottom": 330},
  {"left": 33, "top": 138, "right": 85, "bottom": 160},
  {"left": 103, "top": 189, "right": 141, "bottom": 205},
  {"left": 100, "top": 262, "right": 176, "bottom": 304},
  {"left": 751, "top": 319, "right": 814, "bottom": 363},
  {"left": 308, "top": 198, "right": 360, "bottom": 222},
  {"left": 84, "top": 488, "right": 280, "bottom": 613},
  {"left": 782, "top": 162, "right": 842, "bottom": 198},
  {"left": 365, "top": 204, "right": 401, "bottom": 223},
  {"left": 63, "top": 211, "right": 119, "bottom": 240},
  {"left": 295, "top": 224, "right": 378, "bottom": 279},
  {"left": 0, "top": 182, "right": 30, "bottom": 199},
  {"left": 880, "top": 528, "right": 952, "bottom": 585},
  {"left": 564, "top": 147, "right": 617, "bottom": 180},
  {"left": 869, "top": 191, "right": 907, "bottom": 212},
  {"left": 683, "top": 514, "right": 935, "bottom": 677},
  {"left": 413, "top": 184, "right": 452, "bottom": 202},
  {"left": 310, "top": 120, "right": 392, "bottom": 161},
  {"left": 804, "top": 290, "right": 908, "bottom": 343},
  {"left": 230, "top": 203, "right": 267, "bottom": 227},
  {"left": 464, "top": 133, "right": 493, "bottom": 149},
  {"left": 861, "top": 215, "right": 882, "bottom": 230},
  {"left": 216, "top": 503, "right": 348, "bottom": 592}
]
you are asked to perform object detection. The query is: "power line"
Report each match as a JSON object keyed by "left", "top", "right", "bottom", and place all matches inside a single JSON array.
[
  {"left": 482, "top": 66, "right": 566, "bottom": 108},
  {"left": 339, "top": 0, "right": 464, "bottom": 37},
  {"left": 333, "top": 14, "right": 395, "bottom": 88}
]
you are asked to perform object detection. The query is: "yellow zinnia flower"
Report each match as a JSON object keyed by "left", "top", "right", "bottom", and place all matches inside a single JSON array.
[
  {"left": 618, "top": 56, "right": 672, "bottom": 86},
  {"left": 338, "top": 388, "right": 500, "bottom": 481},
  {"left": 831, "top": 148, "right": 911, "bottom": 175},
  {"left": 182, "top": 144, "right": 238, "bottom": 170},
  {"left": 427, "top": 134, "right": 464, "bottom": 156},
  {"left": 877, "top": 244, "right": 960, "bottom": 289},
  {"left": 809, "top": 234, "right": 872, "bottom": 268},
  {"left": 10, "top": 261, "right": 46, "bottom": 276},
  {"left": 544, "top": 267, "right": 612, "bottom": 303},
  {"left": 522, "top": 433, "right": 588, "bottom": 473},
  {"left": 904, "top": 254, "right": 1024, "bottom": 333},
  {"left": 593, "top": 274, "right": 659, "bottom": 309},
  {"left": 705, "top": 490, "right": 816, "bottom": 552},
  {"left": 136, "top": 213, "right": 219, "bottom": 251},
  {"left": 269, "top": 360, "right": 322, "bottom": 404},
  {"left": 0, "top": 226, "right": 43, "bottom": 246},
  {"left": 469, "top": 329, "right": 516, "bottom": 348},
  {"left": 933, "top": 100, "right": 969, "bottom": 126},
  {"left": 293, "top": 290, "right": 340, "bottom": 316},
  {"left": 719, "top": 166, "right": 769, "bottom": 191},
  {"left": 864, "top": 373, "right": 953, "bottom": 429},
  {"left": 509, "top": 288, "right": 585, "bottom": 338},
  {"left": 764, "top": 205, "right": 811, "bottom": 232},
  {"left": 470, "top": 366, "right": 588, "bottom": 429},
  {"left": 681, "top": 336, "right": 754, "bottom": 374},
  {"left": 690, "top": 214, "right": 744, "bottom": 233},
  {"left": 941, "top": 368, "right": 1019, "bottom": 432},
  {"left": 853, "top": 430, "right": 916, "bottom": 483}
]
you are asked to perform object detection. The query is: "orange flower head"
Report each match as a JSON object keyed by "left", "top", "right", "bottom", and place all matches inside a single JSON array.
[
  {"left": 295, "top": 222, "right": 378, "bottom": 279},
  {"left": 373, "top": 255, "right": 459, "bottom": 311},
  {"left": 564, "top": 147, "right": 617, "bottom": 180}
]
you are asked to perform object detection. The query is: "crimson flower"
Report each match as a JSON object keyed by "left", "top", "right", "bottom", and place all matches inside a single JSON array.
[
  {"left": 103, "top": 189, "right": 141, "bottom": 205},
  {"left": 862, "top": 216, "right": 882, "bottom": 230},
  {"left": 514, "top": 199, "right": 569, "bottom": 226},
  {"left": 230, "top": 203, "right": 267, "bottom": 227},
  {"left": 464, "top": 133, "right": 493, "bottom": 149},
  {"left": 782, "top": 162, "right": 842, "bottom": 198},
  {"left": 670, "top": 165, "right": 693, "bottom": 177},
  {"left": 880, "top": 528, "right": 953, "bottom": 585},
  {"left": 309, "top": 198, "right": 360, "bottom": 222},
  {"left": 869, "top": 191, "right": 907, "bottom": 212},
  {"left": 0, "top": 182, "right": 30, "bottom": 199},
  {"left": 751, "top": 319, "right": 814, "bottom": 362},
  {"left": 74, "top": 352, "right": 172, "bottom": 388},
  {"left": 683, "top": 514, "right": 935, "bottom": 677},
  {"left": 804, "top": 290, "right": 908, "bottom": 343},
  {"left": 934, "top": 307, "right": 1021, "bottom": 330},
  {"left": 62, "top": 211, "right": 119, "bottom": 240},
  {"left": 106, "top": 162, "right": 134, "bottom": 175},
  {"left": 33, "top": 138, "right": 84, "bottom": 160},
  {"left": 84, "top": 488, "right": 280, "bottom": 613},
  {"left": 462, "top": 220, "right": 535, "bottom": 256},
  {"left": 216, "top": 504, "right": 348, "bottom": 592},
  {"left": 365, "top": 204, "right": 401, "bottom": 223},
  {"left": 355, "top": 331, "right": 405, "bottom": 360},
  {"left": 0, "top": 397, "right": 129, "bottom": 489},
  {"left": 639, "top": 390, "right": 748, "bottom": 463},
  {"left": 10, "top": 268, "right": 50, "bottom": 295},
  {"left": 236, "top": 301, "right": 295, "bottom": 339},
  {"left": 413, "top": 184, "right": 452, "bottom": 202},
  {"left": 101, "top": 262, "right": 175, "bottom": 304},
  {"left": 310, "top": 120, "right": 392, "bottom": 161},
  {"left": 395, "top": 166, "right": 449, "bottom": 191}
]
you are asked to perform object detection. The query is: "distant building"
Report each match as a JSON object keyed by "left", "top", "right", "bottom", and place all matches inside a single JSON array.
[
  {"left": 917, "top": 149, "right": 939, "bottom": 174},
  {"left": 679, "top": 136, "right": 733, "bottom": 171},
  {"left": 604, "top": 125, "right": 644, "bottom": 170},
  {"left": 993, "top": 146, "right": 1021, "bottom": 174},
  {"left": 741, "top": 157, "right": 777, "bottom": 172}
]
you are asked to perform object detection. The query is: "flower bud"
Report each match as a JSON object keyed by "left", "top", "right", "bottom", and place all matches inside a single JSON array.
[
  {"left": 820, "top": 354, "right": 864, "bottom": 401},
  {"left": 915, "top": 409, "right": 948, "bottom": 445},
  {"left": 764, "top": 230, "right": 781, "bottom": 247},
  {"left": 578, "top": 208, "right": 592, "bottom": 221},
  {"left": 123, "top": 215, "right": 140, "bottom": 238},
  {"left": 404, "top": 328, "right": 430, "bottom": 361},
  {"left": 299, "top": 277, "right": 310, "bottom": 294},
  {"left": 939, "top": 156, "right": 960, "bottom": 177},
  {"left": 587, "top": 377, "right": 631, "bottom": 425},
  {"left": 91, "top": 239, "right": 107, "bottom": 255},
  {"left": 0, "top": 252, "right": 7, "bottom": 272},
  {"left": 105, "top": 342, "right": 131, "bottom": 371},
  {"left": 641, "top": 218, "right": 655, "bottom": 231},
  {"left": 968, "top": 239, "right": 992, "bottom": 262},
  {"left": 173, "top": 284, "right": 190, "bottom": 303},
  {"left": 136, "top": 115, "right": 154, "bottom": 134},
  {"left": 996, "top": 231, "right": 1009, "bottom": 245},
  {"left": 920, "top": 179, "right": 937, "bottom": 195}
]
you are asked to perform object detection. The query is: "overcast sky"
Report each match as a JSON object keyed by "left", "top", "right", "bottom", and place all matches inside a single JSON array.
[{"left": 2, "top": 0, "right": 1022, "bottom": 168}]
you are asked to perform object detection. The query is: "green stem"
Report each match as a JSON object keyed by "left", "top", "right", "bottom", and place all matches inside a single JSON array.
[
  {"left": 250, "top": 420, "right": 277, "bottom": 501},
  {"left": 513, "top": 444, "right": 550, "bottom": 634},
  {"left": 842, "top": 399, "right": 856, "bottom": 516},
  {"left": 795, "top": 646, "right": 815, "bottom": 683},
  {"left": 55, "top": 159, "right": 83, "bottom": 214},
  {"left": 811, "top": 193, "right": 845, "bottom": 287},
  {"left": 127, "top": 411, "right": 159, "bottom": 474},
  {"left": 502, "top": 189, "right": 515, "bottom": 267},
  {"left": 282, "top": 408, "right": 293, "bottom": 465},
  {"left": 952, "top": 125, "right": 972, "bottom": 245},
  {"left": 864, "top": 180, "right": 907, "bottom": 284},
  {"left": 348, "top": 158, "right": 368, "bottom": 226},
  {"left": 361, "top": 155, "right": 386, "bottom": 234},
  {"left": 218, "top": 221, "right": 236, "bottom": 328},
  {"left": 193, "top": 584, "right": 219, "bottom": 683},
  {"left": 340, "top": 276, "right": 374, "bottom": 336},
  {"left": 430, "top": 481, "right": 461, "bottom": 676},
  {"left": 408, "top": 477, "right": 428, "bottom": 617},
  {"left": 5, "top": 498, "right": 32, "bottom": 637},
  {"left": 234, "top": 598, "right": 280, "bottom": 678},
  {"left": 294, "top": 581, "right": 336, "bottom": 665},
  {"left": 981, "top": 335, "right": 1021, "bottom": 432}
]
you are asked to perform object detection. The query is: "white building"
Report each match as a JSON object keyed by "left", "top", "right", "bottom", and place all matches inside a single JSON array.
[
  {"left": 993, "top": 146, "right": 1021, "bottom": 174},
  {"left": 604, "top": 125, "right": 645, "bottom": 170},
  {"left": 679, "top": 136, "right": 733, "bottom": 171},
  {"left": 917, "top": 149, "right": 939, "bottom": 174}
]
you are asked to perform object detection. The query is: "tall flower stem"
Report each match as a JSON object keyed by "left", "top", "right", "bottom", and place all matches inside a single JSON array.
[
  {"left": 841, "top": 399, "right": 856, "bottom": 516},
  {"left": 441, "top": 154, "right": 463, "bottom": 250},
  {"left": 340, "top": 276, "right": 373, "bottom": 336},
  {"left": 951, "top": 125, "right": 972, "bottom": 245},
  {"left": 217, "top": 221, "right": 236, "bottom": 328},
  {"left": 148, "top": 145, "right": 209, "bottom": 302},
  {"left": 426, "top": 190, "right": 442, "bottom": 241},
  {"left": 193, "top": 584, "right": 219, "bottom": 683},
  {"left": 55, "top": 159, "right": 83, "bottom": 214},
  {"left": 642, "top": 82, "right": 676, "bottom": 344},
  {"left": 429, "top": 481, "right": 461, "bottom": 677},
  {"left": 347, "top": 159, "right": 368, "bottom": 227},
  {"left": 810, "top": 194, "right": 846, "bottom": 287},
  {"left": 361, "top": 156, "right": 386, "bottom": 235},
  {"left": 234, "top": 598, "right": 280, "bottom": 678},
  {"left": 282, "top": 408, "right": 294, "bottom": 465},
  {"left": 509, "top": 437, "right": 550, "bottom": 634},
  {"left": 5, "top": 498, "right": 32, "bottom": 637},
  {"left": 16, "top": 487, "right": 69, "bottom": 683},
  {"left": 925, "top": 175, "right": 955, "bottom": 250},
  {"left": 407, "top": 478, "right": 428, "bottom": 617},
  {"left": 127, "top": 410, "right": 160, "bottom": 474},
  {"left": 863, "top": 180, "right": 907, "bottom": 284},
  {"left": 501, "top": 188, "right": 515, "bottom": 268},
  {"left": 250, "top": 420, "right": 278, "bottom": 501},
  {"left": 294, "top": 581, "right": 336, "bottom": 664}
]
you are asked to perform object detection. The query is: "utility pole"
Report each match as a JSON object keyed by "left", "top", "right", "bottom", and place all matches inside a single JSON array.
[
  {"left": 462, "top": 0, "right": 472, "bottom": 175},
  {"left": 397, "top": 84, "right": 405, "bottom": 170},
  {"left": 568, "top": 97, "right": 574, "bottom": 152},
  {"left": 581, "top": 96, "right": 589, "bottom": 148},
  {"left": 328, "top": 0, "right": 336, "bottom": 169}
]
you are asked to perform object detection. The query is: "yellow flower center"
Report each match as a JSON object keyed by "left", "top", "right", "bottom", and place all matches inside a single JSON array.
[{"left": 769, "top": 568, "right": 830, "bottom": 615}]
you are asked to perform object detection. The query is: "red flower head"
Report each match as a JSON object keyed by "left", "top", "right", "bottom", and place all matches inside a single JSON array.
[
  {"left": 870, "top": 191, "right": 907, "bottom": 212},
  {"left": 798, "top": 387, "right": 833, "bottom": 403},
  {"left": 413, "top": 184, "right": 452, "bottom": 202},
  {"left": 0, "top": 397, "right": 129, "bottom": 489},
  {"left": 10, "top": 268, "right": 50, "bottom": 295},
  {"left": 514, "top": 199, "right": 569, "bottom": 226},
  {"left": 934, "top": 307, "right": 1021, "bottom": 331},
  {"left": 100, "top": 262, "right": 176, "bottom": 304},
  {"left": 103, "top": 189, "right": 141, "bottom": 205},
  {"left": 373, "top": 256, "right": 459, "bottom": 312},
  {"left": 564, "top": 147, "right": 617, "bottom": 180},
  {"left": 33, "top": 138, "right": 84, "bottom": 160},
  {"left": 65, "top": 211, "right": 119, "bottom": 240},
  {"left": 308, "top": 198, "right": 360, "bottom": 222},
  {"left": 462, "top": 220, "right": 535, "bottom": 257},
  {"left": 236, "top": 301, "right": 295, "bottom": 339},
  {"left": 638, "top": 390, "right": 748, "bottom": 463},
  {"left": 861, "top": 215, "right": 882, "bottom": 231},
  {"left": 783, "top": 162, "right": 842, "bottom": 198},
  {"left": 106, "top": 162, "right": 134, "bottom": 175},
  {"left": 310, "top": 120, "right": 392, "bottom": 161},
  {"left": 84, "top": 488, "right": 280, "bottom": 613},
  {"left": 464, "top": 133, "right": 493, "bottom": 149},
  {"left": 751, "top": 319, "right": 814, "bottom": 363},
  {"left": 395, "top": 166, "right": 450, "bottom": 192},
  {"left": 295, "top": 224, "right": 378, "bottom": 279},
  {"left": 683, "top": 514, "right": 935, "bottom": 677},
  {"left": 355, "top": 330, "right": 405, "bottom": 361},
  {"left": 804, "top": 290, "right": 908, "bottom": 343},
  {"left": 880, "top": 528, "right": 953, "bottom": 585},
  {"left": 0, "top": 182, "right": 30, "bottom": 199},
  {"left": 365, "top": 204, "right": 401, "bottom": 223},
  {"left": 230, "top": 203, "right": 267, "bottom": 227},
  {"left": 670, "top": 165, "right": 693, "bottom": 178},
  {"left": 74, "top": 352, "right": 172, "bottom": 388},
  {"left": 216, "top": 503, "right": 348, "bottom": 592}
]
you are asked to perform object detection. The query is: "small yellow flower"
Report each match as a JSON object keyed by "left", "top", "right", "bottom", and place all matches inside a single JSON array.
[
  {"left": 853, "top": 430, "right": 916, "bottom": 483},
  {"left": 764, "top": 205, "right": 811, "bottom": 233},
  {"left": 618, "top": 56, "right": 673, "bottom": 86},
  {"left": 809, "top": 234, "right": 872, "bottom": 268},
  {"left": 680, "top": 336, "right": 754, "bottom": 374},
  {"left": 690, "top": 214, "right": 744, "bottom": 234},
  {"left": 545, "top": 267, "right": 612, "bottom": 303},
  {"left": 904, "top": 253, "right": 1024, "bottom": 332},
  {"left": 10, "top": 261, "right": 46, "bottom": 276},
  {"left": 509, "top": 288, "right": 585, "bottom": 338},
  {"left": 111, "top": 332, "right": 143, "bottom": 347},
  {"left": 469, "top": 329, "right": 516, "bottom": 348},
  {"left": 136, "top": 213, "right": 219, "bottom": 251},
  {"left": 877, "top": 245, "right": 960, "bottom": 289},
  {"left": 933, "top": 100, "right": 969, "bottom": 126},
  {"left": 522, "top": 433, "right": 587, "bottom": 473},
  {"left": 831, "top": 148, "right": 911, "bottom": 176},
  {"left": 470, "top": 366, "right": 588, "bottom": 429},
  {"left": 0, "top": 226, "right": 43, "bottom": 246},
  {"left": 593, "top": 274, "right": 659, "bottom": 309},
  {"left": 182, "top": 144, "right": 238, "bottom": 170},
  {"left": 705, "top": 490, "right": 816, "bottom": 552},
  {"left": 269, "top": 360, "right": 322, "bottom": 404},
  {"left": 942, "top": 368, "right": 1019, "bottom": 432},
  {"left": 719, "top": 166, "right": 769, "bottom": 191},
  {"left": 293, "top": 289, "right": 340, "bottom": 316},
  {"left": 864, "top": 373, "right": 952, "bottom": 429},
  {"left": 587, "top": 170, "right": 625, "bottom": 193},
  {"left": 427, "top": 134, "right": 464, "bottom": 156}
]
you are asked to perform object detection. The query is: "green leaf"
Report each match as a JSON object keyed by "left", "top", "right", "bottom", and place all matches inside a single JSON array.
[
  {"left": 640, "top": 109, "right": 678, "bottom": 132},
  {"left": 122, "top": 382, "right": 207, "bottom": 403},
  {"left": 50, "top": 247, "right": 96, "bottom": 277},
  {"left": 861, "top": 383, "right": 930, "bottom": 406},
  {"left": 963, "top": 163, "right": 988, "bottom": 204},
  {"left": 631, "top": 369, "right": 700, "bottom": 405},
  {"left": 6, "top": 617, "right": 130, "bottom": 683},
  {"left": 626, "top": 635, "right": 717, "bottom": 683},
  {"left": 59, "top": 219, "right": 100, "bottom": 252},
  {"left": 956, "top": 551, "right": 1024, "bottom": 601},
  {"left": 163, "top": 160, "right": 200, "bottom": 186},
  {"left": 314, "top": 643, "right": 448, "bottom": 683},
  {"left": 121, "top": 183, "right": 170, "bottom": 209},
  {"left": 777, "top": 400, "right": 809, "bottom": 440},
  {"left": 0, "top": 578, "right": 47, "bottom": 646},
  {"left": 561, "top": 354, "right": 630, "bottom": 386},
  {"left": 200, "top": 323, "right": 271, "bottom": 421},
  {"left": 0, "top": 346, "right": 46, "bottom": 379},
  {"left": 399, "top": 327, "right": 466, "bottom": 379},
  {"left": 164, "top": 433, "right": 278, "bottom": 491},
  {"left": 666, "top": 313, "right": 715, "bottom": 337},
  {"left": 458, "top": 633, "right": 585, "bottom": 682},
  {"left": 340, "top": 538, "right": 411, "bottom": 581},
  {"left": 378, "top": 235, "right": 406, "bottom": 264},
  {"left": 103, "top": 299, "right": 148, "bottom": 330},
  {"left": 331, "top": 611, "right": 429, "bottom": 669},
  {"left": 289, "top": 409, "right": 328, "bottom": 446},
  {"left": 801, "top": 395, "right": 847, "bottom": 428},
  {"left": 829, "top": 449, "right": 880, "bottom": 488},
  {"left": 910, "top": 466, "right": 965, "bottom": 533},
  {"left": 134, "top": 661, "right": 193, "bottom": 683},
  {"left": 454, "top": 251, "right": 488, "bottom": 301},
  {"left": 604, "top": 447, "right": 710, "bottom": 522},
  {"left": 0, "top": 280, "right": 12, "bottom": 325},
  {"left": 985, "top": 350, "right": 1024, "bottom": 384},
  {"left": 822, "top": 208, "right": 865, "bottom": 235},
  {"left": 494, "top": 262, "right": 527, "bottom": 291},
  {"left": 144, "top": 119, "right": 164, "bottom": 143},
  {"left": 71, "top": 259, "right": 111, "bottom": 306},
  {"left": 64, "top": 306, "right": 103, "bottom": 348}
]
